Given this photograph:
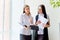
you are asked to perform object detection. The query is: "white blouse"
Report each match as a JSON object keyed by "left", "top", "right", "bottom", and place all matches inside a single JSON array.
[{"left": 37, "top": 14, "right": 49, "bottom": 35}]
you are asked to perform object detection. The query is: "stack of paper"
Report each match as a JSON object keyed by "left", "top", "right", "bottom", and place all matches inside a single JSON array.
[
  {"left": 38, "top": 15, "right": 48, "bottom": 29},
  {"left": 38, "top": 15, "right": 48, "bottom": 24}
]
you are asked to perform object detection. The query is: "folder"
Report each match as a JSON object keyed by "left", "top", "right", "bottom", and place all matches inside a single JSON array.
[{"left": 30, "top": 25, "right": 39, "bottom": 31}]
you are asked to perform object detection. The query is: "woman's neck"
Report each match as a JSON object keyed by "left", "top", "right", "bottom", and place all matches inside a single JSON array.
[
  {"left": 39, "top": 13, "right": 44, "bottom": 16},
  {"left": 25, "top": 13, "right": 30, "bottom": 16}
]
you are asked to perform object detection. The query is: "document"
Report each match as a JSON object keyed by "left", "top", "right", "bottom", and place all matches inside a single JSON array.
[
  {"left": 38, "top": 15, "right": 48, "bottom": 24},
  {"left": 38, "top": 15, "right": 48, "bottom": 29}
]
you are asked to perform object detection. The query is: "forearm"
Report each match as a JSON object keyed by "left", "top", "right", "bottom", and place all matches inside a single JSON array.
[
  {"left": 44, "top": 24, "right": 50, "bottom": 28},
  {"left": 45, "top": 21, "right": 50, "bottom": 28}
]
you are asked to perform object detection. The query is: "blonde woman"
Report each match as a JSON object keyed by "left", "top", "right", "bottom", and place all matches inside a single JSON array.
[{"left": 19, "top": 5, "right": 33, "bottom": 40}]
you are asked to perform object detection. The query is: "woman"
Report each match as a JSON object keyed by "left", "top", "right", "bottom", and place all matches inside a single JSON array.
[
  {"left": 19, "top": 5, "right": 33, "bottom": 40},
  {"left": 35, "top": 5, "right": 50, "bottom": 40}
]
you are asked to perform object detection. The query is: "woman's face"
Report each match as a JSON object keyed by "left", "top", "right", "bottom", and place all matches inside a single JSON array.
[
  {"left": 25, "top": 7, "right": 30, "bottom": 15},
  {"left": 38, "top": 7, "right": 43, "bottom": 14}
]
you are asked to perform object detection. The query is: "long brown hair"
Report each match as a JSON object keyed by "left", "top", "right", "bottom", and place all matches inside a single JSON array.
[
  {"left": 23, "top": 5, "right": 31, "bottom": 15},
  {"left": 38, "top": 4, "right": 49, "bottom": 25},
  {"left": 38, "top": 4, "right": 47, "bottom": 19}
]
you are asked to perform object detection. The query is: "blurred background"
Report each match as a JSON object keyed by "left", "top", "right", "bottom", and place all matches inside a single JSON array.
[{"left": 0, "top": 0, "right": 60, "bottom": 40}]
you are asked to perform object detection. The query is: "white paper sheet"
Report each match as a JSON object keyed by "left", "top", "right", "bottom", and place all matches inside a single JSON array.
[
  {"left": 38, "top": 15, "right": 48, "bottom": 24},
  {"left": 37, "top": 15, "right": 48, "bottom": 34}
]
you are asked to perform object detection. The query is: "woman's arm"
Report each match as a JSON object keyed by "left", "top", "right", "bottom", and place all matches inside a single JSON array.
[
  {"left": 35, "top": 21, "right": 41, "bottom": 25},
  {"left": 44, "top": 15, "right": 50, "bottom": 28},
  {"left": 19, "top": 15, "right": 28, "bottom": 29},
  {"left": 29, "top": 17, "right": 33, "bottom": 25},
  {"left": 44, "top": 20, "right": 50, "bottom": 28}
]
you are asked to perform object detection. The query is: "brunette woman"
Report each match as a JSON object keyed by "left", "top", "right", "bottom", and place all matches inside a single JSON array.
[{"left": 35, "top": 4, "right": 50, "bottom": 40}]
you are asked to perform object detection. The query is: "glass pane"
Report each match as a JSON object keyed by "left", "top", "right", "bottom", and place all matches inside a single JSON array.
[
  {"left": 0, "top": 0, "right": 3, "bottom": 32},
  {"left": 0, "top": 33, "right": 3, "bottom": 40},
  {"left": 10, "top": 0, "right": 24, "bottom": 40},
  {"left": 4, "top": 32, "right": 10, "bottom": 40},
  {"left": 4, "top": 0, "right": 10, "bottom": 32}
]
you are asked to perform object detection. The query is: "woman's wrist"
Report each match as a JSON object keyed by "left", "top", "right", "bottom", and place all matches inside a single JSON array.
[
  {"left": 24, "top": 25, "right": 27, "bottom": 27},
  {"left": 44, "top": 24, "right": 50, "bottom": 28}
]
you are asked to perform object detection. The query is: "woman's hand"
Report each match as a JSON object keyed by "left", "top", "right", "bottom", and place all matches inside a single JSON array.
[
  {"left": 43, "top": 23, "right": 47, "bottom": 28},
  {"left": 29, "top": 17, "right": 33, "bottom": 24},
  {"left": 24, "top": 25, "right": 31, "bottom": 30},
  {"left": 35, "top": 21, "right": 41, "bottom": 25},
  {"left": 43, "top": 24, "right": 50, "bottom": 28},
  {"left": 24, "top": 25, "right": 27, "bottom": 30},
  {"left": 44, "top": 21, "right": 50, "bottom": 28},
  {"left": 24, "top": 27, "right": 28, "bottom": 30}
]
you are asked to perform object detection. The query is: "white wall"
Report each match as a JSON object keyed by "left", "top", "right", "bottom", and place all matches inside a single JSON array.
[{"left": 11, "top": 0, "right": 24, "bottom": 40}]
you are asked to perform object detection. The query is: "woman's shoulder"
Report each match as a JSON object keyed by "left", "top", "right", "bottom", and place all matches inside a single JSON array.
[
  {"left": 20, "top": 14, "right": 25, "bottom": 19},
  {"left": 20, "top": 13, "right": 25, "bottom": 16}
]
